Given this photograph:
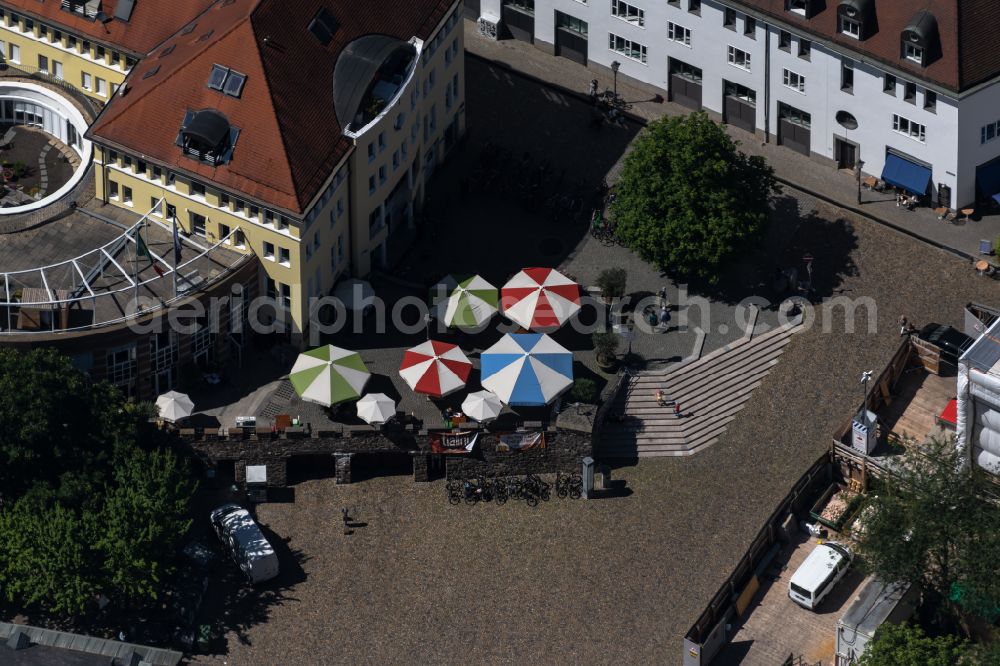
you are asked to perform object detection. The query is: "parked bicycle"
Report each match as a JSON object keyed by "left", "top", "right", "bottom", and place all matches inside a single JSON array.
[{"left": 556, "top": 472, "right": 584, "bottom": 500}]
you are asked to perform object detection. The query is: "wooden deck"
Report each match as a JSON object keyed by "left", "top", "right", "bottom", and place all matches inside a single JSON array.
[
  {"left": 878, "top": 369, "right": 955, "bottom": 443},
  {"left": 714, "top": 534, "right": 867, "bottom": 666}
]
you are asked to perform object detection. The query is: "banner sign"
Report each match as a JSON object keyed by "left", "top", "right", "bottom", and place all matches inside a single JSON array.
[
  {"left": 430, "top": 430, "right": 478, "bottom": 454},
  {"left": 496, "top": 432, "right": 545, "bottom": 452}
]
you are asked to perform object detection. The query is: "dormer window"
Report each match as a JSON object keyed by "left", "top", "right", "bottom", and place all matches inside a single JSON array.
[
  {"left": 901, "top": 10, "right": 937, "bottom": 67},
  {"left": 61, "top": 0, "right": 100, "bottom": 19},
  {"left": 837, "top": 0, "right": 874, "bottom": 41},
  {"left": 787, "top": 0, "right": 810, "bottom": 18},
  {"left": 176, "top": 109, "right": 240, "bottom": 166},
  {"left": 839, "top": 15, "right": 861, "bottom": 39}
]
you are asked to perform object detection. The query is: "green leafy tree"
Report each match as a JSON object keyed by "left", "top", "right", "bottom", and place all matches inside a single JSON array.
[
  {"left": 611, "top": 112, "right": 777, "bottom": 281},
  {"left": 858, "top": 437, "right": 1000, "bottom": 624},
  {"left": 0, "top": 348, "right": 131, "bottom": 499},
  {"left": 963, "top": 639, "right": 1000, "bottom": 665},
  {"left": 858, "top": 623, "right": 966, "bottom": 666},
  {"left": 0, "top": 348, "right": 198, "bottom": 617},
  {"left": 97, "top": 447, "right": 196, "bottom": 603},
  {"left": 0, "top": 499, "right": 100, "bottom": 616}
]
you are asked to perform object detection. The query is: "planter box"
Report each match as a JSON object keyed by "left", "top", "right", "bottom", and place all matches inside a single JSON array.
[{"left": 810, "top": 482, "right": 864, "bottom": 531}]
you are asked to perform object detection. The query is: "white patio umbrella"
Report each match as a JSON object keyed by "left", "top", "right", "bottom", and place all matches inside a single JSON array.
[
  {"left": 461, "top": 390, "right": 504, "bottom": 423},
  {"left": 356, "top": 393, "right": 396, "bottom": 425},
  {"left": 155, "top": 390, "right": 194, "bottom": 423},
  {"left": 333, "top": 278, "right": 376, "bottom": 312}
]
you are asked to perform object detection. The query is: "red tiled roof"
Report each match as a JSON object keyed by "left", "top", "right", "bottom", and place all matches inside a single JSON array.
[
  {"left": 87, "top": 0, "right": 454, "bottom": 215},
  {"left": 3, "top": 0, "right": 216, "bottom": 55},
  {"left": 736, "top": 0, "right": 1000, "bottom": 92}
]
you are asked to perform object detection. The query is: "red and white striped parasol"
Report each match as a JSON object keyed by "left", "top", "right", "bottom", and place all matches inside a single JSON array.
[
  {"left": 500, "top": 267, "right": 582, "bottom": 332},
  {"left": 398, "top": 340, "right": 473, "bottom": 398}
]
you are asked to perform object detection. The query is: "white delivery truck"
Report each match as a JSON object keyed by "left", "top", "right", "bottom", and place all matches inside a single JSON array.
[{"left": 210, "top": 503, "right": 280, "bottom": 585}]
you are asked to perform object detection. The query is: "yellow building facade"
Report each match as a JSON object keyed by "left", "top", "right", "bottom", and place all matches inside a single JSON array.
[
  {"left": 0, "top": 8, "right": 132, "bottom": 103},
  {"left": 0, "top": 0, "right": 465, "bottom": 341}
]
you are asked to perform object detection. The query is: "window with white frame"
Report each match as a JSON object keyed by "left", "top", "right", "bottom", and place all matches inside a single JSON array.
[
  {"left": 611, "top": 0, "right": 644, "bottom": 27},
  {"left": 839, "top": 15, "right": 860, "bottom": 39},
  {"left": 782, "top": 69, "right": 805, "bottom": 93},
  {"left": 7, "top": 43, "right": 18, "bottom": 64},
  {"left": 263, "top": 241, "right": 275, "bottom": 260},
  {"left": 609, "top": 33, "right": 647, "bottom": 63},
  {"left": 150, "top": 197, "right": 163, "bottom": 216},
  {"left": 728, "top": 46, "right": 751, "bottom": 71},
  {"left": 904, "top": 43, "right": 923, "bottom": 64},
  {"left": 81, "top": 71, "right": 92, "bottom": 90},
  {"left": 668, "top": 22, "right": 691, "bottom": 46},
  {"left": 893, "top": 114, "right": 926, "bottom": 142},
  {"left": 279, "top": 247, "right": 290, "bottom": 266}
]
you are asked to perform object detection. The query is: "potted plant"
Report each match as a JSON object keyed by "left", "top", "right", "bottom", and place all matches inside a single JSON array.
[
  {"left": 595, "top": 267, "right": 627, "bottom": 303},
  {"left": 593, "top": 331, "right": 620, "bottom": 372}
]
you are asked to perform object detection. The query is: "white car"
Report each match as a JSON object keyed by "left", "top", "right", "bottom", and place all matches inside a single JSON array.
[{"left": 788, "top": 541, "right": 853, "bottom": 610}]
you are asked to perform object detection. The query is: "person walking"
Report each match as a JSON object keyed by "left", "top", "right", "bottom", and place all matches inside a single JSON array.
[
  {"left": 659, "top": 305, "right": 670, "bottom": 330},
  {"left": 588, "top": 79, "right": 598, "bottom": 103}
]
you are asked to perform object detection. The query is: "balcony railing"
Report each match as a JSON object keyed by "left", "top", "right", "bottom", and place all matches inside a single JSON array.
[{"left": 0, "top": 63, "right": 100, "bottom": 120}]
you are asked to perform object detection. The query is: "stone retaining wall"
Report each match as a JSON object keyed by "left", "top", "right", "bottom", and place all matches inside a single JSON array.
[{"left": 187, "top": 426, "right": 594, "bottom": 485}]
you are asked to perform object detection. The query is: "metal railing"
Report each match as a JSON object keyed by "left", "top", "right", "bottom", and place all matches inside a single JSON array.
[{"left": 0, "top": 63, "right": 101, "bottom": 120}]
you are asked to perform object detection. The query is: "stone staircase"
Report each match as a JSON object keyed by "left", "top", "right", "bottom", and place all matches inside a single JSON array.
[{"left": 598, "top": 320, "right": 803, "bottom": 458}]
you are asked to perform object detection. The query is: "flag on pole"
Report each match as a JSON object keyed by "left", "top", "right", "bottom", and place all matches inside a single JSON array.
[{"left": 136, "top": 227, "right": 164, "bottom": 277}]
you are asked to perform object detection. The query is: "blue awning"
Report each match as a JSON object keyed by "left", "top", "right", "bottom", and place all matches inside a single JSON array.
[
  {"left": 977, "top": 160, "right": 1000, "bottom": 200},
  {"left": 881, "top": 153, "right": 931, "bottom": 195}
]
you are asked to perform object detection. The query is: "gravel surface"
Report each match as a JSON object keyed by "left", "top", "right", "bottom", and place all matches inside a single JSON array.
[
  {"left": 190, "top": 194, "right": 1000, "bottom": 665},
  {"left": 187, "top": 55, "right": 1000, "bottom": 666}
]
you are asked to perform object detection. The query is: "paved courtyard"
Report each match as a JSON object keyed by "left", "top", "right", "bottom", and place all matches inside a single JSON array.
[{"left": 187, "top": 50, "right": 1000, "bottom": 666}]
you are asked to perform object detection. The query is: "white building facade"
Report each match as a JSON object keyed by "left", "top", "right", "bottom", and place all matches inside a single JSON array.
[{"left": 471, "top": 0, "right": 1000, "bottom": 210}]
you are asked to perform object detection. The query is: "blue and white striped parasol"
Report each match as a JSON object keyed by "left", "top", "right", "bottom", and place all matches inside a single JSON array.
[{"left": 480, "top": 333, "right": 574, "bottom": 406}]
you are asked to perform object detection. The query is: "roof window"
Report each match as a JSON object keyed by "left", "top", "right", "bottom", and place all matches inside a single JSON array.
[
  {"left": 113, "top": 0, "right": 135, "bottom": 22},
  {"left": 309, "top": 7, "right": 339, "bottom": 46},
  {"left": 901, "top": 10, "right": 938, "bottom": 67},
  {"left": 786, "top": 0, "right": 812, "bottom": 19},
  {"left": 837, "top": 0, "right": 875, "bottom": 41},
  {"left": 61, "top": 0, "right": 101, "bottom": 20},
  {"left": 177, "top": 109, "right": 240, "bottom": 166},
  {"left": 207, "top": 64, "right": 247, "bottom": 97}
]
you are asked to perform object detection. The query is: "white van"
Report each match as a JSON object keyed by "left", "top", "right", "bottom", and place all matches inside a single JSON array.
[
  {"left": 788, "top": 541, "right": 853, "bottom": 610},
  {"left": 210, "top": 503, "right": 280, "bottom": 585}
]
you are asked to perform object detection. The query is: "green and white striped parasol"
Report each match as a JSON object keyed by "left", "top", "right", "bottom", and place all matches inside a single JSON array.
[
  {"left": 430, "top": 274, "right": 499, "bottom": 329},
  {"left": 288, "top": 345, "right": 371, "bottom": 407}
]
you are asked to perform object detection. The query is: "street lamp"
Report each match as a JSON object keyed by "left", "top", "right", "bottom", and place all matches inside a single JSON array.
[
  {"left": 611, "top": 60, "right": 621, "bottom": 103},
  {"left": 856, "top": 158, "right": 865, "bottom": 205},
  {"left": 860, "top": 370, "right": 873, "bottom": 419}
]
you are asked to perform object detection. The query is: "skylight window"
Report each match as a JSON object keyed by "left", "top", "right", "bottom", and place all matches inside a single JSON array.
[
  {"left": 309, "top": 8, "right": 338, "bottom": 46},
  {"left": 160, "top": 44, "right": 176, "bottom": 58},
  {"left": 207, "top": 64, "right": 247, "bottom": 98},
  {"left": 208, "top": 64, "right": 228, "bottom": 90},
  {"left": 142, "top": 65, "right": 160, "bottom": 79},
  {"left": 223, "top": 71, "right": 246, "bottom": 97}
]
